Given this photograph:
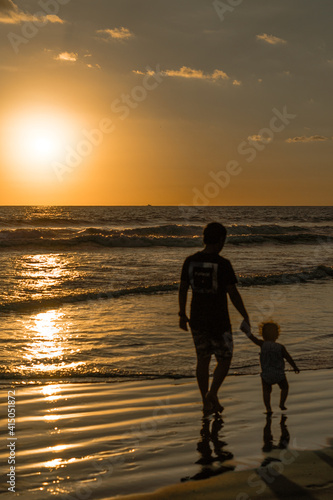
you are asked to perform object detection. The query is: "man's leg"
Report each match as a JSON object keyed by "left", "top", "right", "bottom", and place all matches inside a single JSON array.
[
  {"left": 209, "top": 356, "right": 231, "bottom": 399},
  {"left": 196, "top": 355, "right": 211, "bottom": 404},
  {"left": 206, "top": 331, "right": 233, "bottom": 410}
]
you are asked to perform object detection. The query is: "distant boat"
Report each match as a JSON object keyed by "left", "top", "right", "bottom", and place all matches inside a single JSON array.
[{"left": 147, "top": 204, "right": 152, "bottom": 207}]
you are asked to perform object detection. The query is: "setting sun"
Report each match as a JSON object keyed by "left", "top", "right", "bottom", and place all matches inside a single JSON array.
[
  {"left": 25, "top": 127, "right": 61, "bottom": 162},
  {"left": 1, "top": 107, "right": 80, "bottom": 187}
]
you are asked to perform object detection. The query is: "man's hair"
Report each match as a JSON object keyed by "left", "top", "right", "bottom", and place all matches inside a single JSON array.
[
  {"left": 260, "top": 321, "right": 280, "bottom": 341},
  {"left": 203, "top": 222, "right": 227, "bottom": 245}
]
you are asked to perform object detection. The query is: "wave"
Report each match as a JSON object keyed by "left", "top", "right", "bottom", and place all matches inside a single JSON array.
[
  {"left": 0, "top": 363, "right": 331, "bottom": 382},
  {"left": 0, "top": 368, "right": 193, "bottom": 381},
  {"left": 0, "top": 283, "right": 179, "bottom": 313},
  {"left": 238, "top": 265, "right": 333, "bottom": 286},
  {"left": 0, "top": 225, "right": 331, "bottom": 249},
  {"left": 1, "top": 266, "right": 332, "bottom": 314}
]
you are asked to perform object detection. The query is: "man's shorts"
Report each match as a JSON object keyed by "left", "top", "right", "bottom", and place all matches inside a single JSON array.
[{"left": 191, "top": 328, "right": 233, "bottom": 360}]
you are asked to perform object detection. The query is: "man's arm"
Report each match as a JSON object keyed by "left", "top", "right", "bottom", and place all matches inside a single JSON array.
[
  {"left": 226, "top": 284, "right": 250, "bottom": 325},
  {"left": 282, "top": 346, "right": 300, "bottom": 373},
  {"left": 239, "top": 318, "right": 263, "bottom": 347},
  {"left": 178, "top": 280, "right": 189, "bottom": 331}
]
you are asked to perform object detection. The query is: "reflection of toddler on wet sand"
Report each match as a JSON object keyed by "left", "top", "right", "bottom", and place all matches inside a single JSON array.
[{"left": 241, "top": 320, "right": 300, "bottom": 414}]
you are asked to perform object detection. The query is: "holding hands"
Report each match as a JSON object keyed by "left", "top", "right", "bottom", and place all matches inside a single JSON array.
[
  {"left": 240, "top": 318, "right": 251, "bottom": 336},
  {"left": 179, "top": 314, "right": 189, "bottom": 331}
]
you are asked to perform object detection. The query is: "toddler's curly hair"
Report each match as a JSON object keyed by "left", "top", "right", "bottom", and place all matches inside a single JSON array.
[{"left": 260, "top": 321, "right": 280, "bottom": 341}]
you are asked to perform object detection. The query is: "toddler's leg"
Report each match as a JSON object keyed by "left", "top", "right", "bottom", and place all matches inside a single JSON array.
[
  {"left": 278, "top": 378, "right": 289, "bottom": 410},
  {"left": 261, "top": 379, "right": 272, "bottom": 414}
]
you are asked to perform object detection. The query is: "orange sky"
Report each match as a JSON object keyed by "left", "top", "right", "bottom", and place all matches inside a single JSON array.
[{"left": 0, "top": 0, "right": 332, "bottom": 205}]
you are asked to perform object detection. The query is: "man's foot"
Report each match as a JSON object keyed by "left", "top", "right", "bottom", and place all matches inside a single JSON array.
[
  {"left": 279, "top": 404, "right": 287, "bottom": 410},
  {"left": 205, "top": 392, "right": 224, "bottom": 413},
  {"left": 265, "top": 408, "right": 273, "bottom": 415}
]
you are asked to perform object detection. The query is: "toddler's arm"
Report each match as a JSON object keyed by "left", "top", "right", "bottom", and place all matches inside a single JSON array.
[
  {"left": 282, "top": 346, "right": 300, "bottom": 373},
  {"left": 240, "top": 320, "right": 264, "bottom": 347}
]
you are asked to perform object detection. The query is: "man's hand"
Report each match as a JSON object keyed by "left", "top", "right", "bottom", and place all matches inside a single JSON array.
[
  {"left": 240, "top": 319, "right": 251, "bottom": 334},
  {"left": 294, "top": 367, "right": 300, "bottom": 374},
  {"left": 179, "top": 315, "right": 189, "bottom": 331}
]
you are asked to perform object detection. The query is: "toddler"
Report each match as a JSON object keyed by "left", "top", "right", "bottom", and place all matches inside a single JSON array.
[{"left": 241, "top": 320, "right": 300, "bottom": 414}]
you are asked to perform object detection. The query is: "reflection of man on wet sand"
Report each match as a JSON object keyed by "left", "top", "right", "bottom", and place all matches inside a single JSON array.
[
  {"left": 179, "top": 222, "right": 250, "bottom": 414},
  {"left": 181, "top": 415, "right": 234, "bottom": 482}
]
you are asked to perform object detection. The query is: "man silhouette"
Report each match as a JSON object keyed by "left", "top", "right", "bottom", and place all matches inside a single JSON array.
[{"left": 179, "top": 222, "right": 250, "bottom": 413}]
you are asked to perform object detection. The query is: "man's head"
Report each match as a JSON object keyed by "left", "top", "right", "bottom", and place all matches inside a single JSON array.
[{"left": 203, "top": 222, "right": 227, "bottom": 249}]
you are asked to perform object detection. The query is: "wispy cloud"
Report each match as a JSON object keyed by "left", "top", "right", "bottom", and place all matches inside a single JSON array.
[
  {"left": 53, "top": 51, "right": 101, "bottom": 69},
  {"left": 134, "top": 66, "right": 229, "bottom": 82},
  {"left": 54, "top": 52, "right": 78, "bottom": 62},
  {"left": 256, "top": 33, "right": 287, "bottom": 45},
  {"left": 86, "top": 63, "right": 101, "bottom": 70},
  {"left": 96, "top": 27, "right": 134, "bottom": 41},
  {"left": 0, "top": 0, "right": 64, "bottom": 24},
  {"left": 248, "top": 134, "right": 272, "bottom": 143},
  {"left": 164, "top": 67, "right": 229, "bottom": 80},
  {"left": 286, "top": 135, "right": 329, "bottom": 143},
  {"left": 233, "top": 79, "right": 242, "bottom": 86}
]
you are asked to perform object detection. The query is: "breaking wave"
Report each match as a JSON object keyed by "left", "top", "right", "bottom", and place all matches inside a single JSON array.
[
  {"left": 1, "top": 266, "right": 332, "bottom": 314},
  {"left": 0, "top": 224, "right": 331, "bottom": 249}
]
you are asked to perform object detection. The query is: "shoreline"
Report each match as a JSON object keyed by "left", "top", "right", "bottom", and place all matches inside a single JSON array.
[
  {"left": 0, "top": 369, "right": 332, "bottom": 498},
  {"left": 1, "top": 365, "right": 331, "bottom": 387}
]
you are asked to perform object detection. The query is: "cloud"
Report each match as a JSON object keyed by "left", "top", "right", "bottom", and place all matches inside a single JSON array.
[
  {"left": 0, "top": 0, "right": 64, "bottom": 24},
  {"left": 248, "top": 134, "right": 272, "bottom": 144},
  {"left": 53, "top": 51, "right": 100, "bottom": 69},
  {"left": 164, "top": 67, "right": 229, "bottom": 80},
  {"left": 96, "top": 27, "right": 134, "bottom": 41},
  {"left": 256, "top": 33, "right": 287, "bottom": 45},
  {"left": 286, "top": 135, "right": 329, "bottom": 143},
  {"left": 233, "top": 79, "right": 242, "bottom": 86},
  {"left": 54, "top": 52, "right": 78, "bottom": 62},
  {"left": 134, "top": 66, "right": 229, "bottom": 82},
  {"left": 44, "top": 15, "right": 64, "bottom": 24},
  {"left": 86, "top": 63, "right": 101, "bottom": 70}
]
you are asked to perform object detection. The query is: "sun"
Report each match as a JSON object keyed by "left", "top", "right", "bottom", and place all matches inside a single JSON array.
[
  {"left": 9, "top": 112, "right": 68, "bottom": 164},
  {"left": 1, "top": 106, "right": 79, "bottom": 185},
  {"left": 25, "top": 127, "right": 62, "bottom": 162}
]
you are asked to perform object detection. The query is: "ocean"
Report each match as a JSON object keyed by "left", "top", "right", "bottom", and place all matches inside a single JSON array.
[{"left": 0, "top": 205, "right": 332, "bottom": 384}]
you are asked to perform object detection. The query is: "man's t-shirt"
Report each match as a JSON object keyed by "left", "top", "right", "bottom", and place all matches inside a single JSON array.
[{"left": 180, "top": 251, "right": 237, "bottom": 334}]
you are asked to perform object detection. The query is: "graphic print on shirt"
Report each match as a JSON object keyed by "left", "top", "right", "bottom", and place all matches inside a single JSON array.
[{"left": 188, "top": 262, "right": 218, "bottom": 293}]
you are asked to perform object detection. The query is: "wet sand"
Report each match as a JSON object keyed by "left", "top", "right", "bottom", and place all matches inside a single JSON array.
[{"left": 0, "top": 369, "right": 332, "bottom": 499}]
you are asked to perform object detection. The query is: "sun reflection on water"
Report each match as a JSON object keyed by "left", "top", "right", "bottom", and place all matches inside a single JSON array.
[
  {"left": 24, "top": 310, "right": 66, "bottom": 363},
  {"left": 21, "top": 310, "right": 84, "bottom": 376}
]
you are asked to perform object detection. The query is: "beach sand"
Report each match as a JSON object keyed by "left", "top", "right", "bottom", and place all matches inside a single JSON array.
[{"left": 0, "top": 369, "right": 332, "bottom": 499}]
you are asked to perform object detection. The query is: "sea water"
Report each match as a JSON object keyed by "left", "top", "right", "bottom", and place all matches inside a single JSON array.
[{"left": 0, "top": 206, "right": 332, "bottom": 383}]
